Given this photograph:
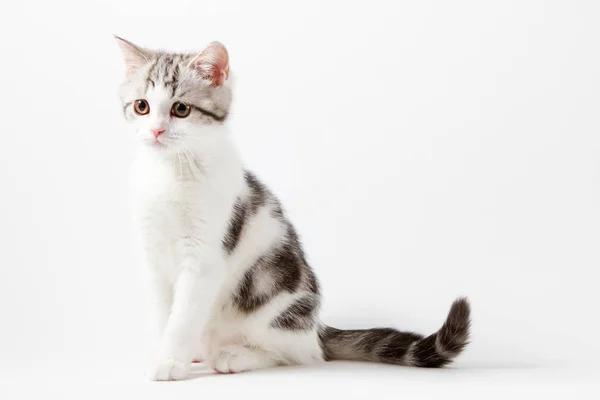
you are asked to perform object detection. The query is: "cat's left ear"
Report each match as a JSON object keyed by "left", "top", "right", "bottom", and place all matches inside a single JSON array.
[
  {"left": 114, "top": 36, "right": 152, "bottom": 76},
  {"left": 189, "top": 41, "right": 230, "bottom": 86}
]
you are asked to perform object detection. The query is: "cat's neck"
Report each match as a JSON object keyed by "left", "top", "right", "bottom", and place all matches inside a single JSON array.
[{"left": 135, "top": 134, "right": 242, "bottom": 182}]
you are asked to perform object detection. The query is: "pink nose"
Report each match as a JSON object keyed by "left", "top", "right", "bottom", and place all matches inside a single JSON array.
[{"left": 152, "top": 128, "right": 165, "bottom": 138}]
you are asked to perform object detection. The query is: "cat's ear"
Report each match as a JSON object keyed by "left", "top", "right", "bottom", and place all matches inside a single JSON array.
[
  {"left": 114, "top": 36, "right": 152, "bottom": 76},
  {"left": 189, "top": 41, "right": 230, "bottom": 86}
]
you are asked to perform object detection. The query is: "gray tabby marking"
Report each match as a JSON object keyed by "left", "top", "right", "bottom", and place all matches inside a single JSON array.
[
  {"left": 244, "top": 171, "right": 269, "bottom": 213},
  {"left": 270, "top": 295, "right": 319, "bottom": 331},
  {"left": 191, "top": 105, "right": 227, "bottom": 121},
  {"left": 222, "top": 197, "right": 248, "bottom": 254},
  {"left": 233, "top": 242, "right": 303, "bottom": 313},
  {"left": 230, "top": 171, "right": 317, "bottom": 318},
  {"left": 319, "top": 298, "right": 471, "bottom": 367}
]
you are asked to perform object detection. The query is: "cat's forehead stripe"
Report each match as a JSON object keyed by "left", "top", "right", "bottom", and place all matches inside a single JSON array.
[{"left": 146, "top": 53, "right": 185, "bottom": 97}]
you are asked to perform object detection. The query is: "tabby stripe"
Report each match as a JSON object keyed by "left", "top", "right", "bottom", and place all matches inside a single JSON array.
[
  {"left": 270, "top": 295, "right": 318, "bottom": 331},
  {"left": 171, "top": 64, "right": 180, "bottom": 96},
  {"left": 191, "top": 105, "right": 227, "bottom": 121},
  {"left": 146, "top": 59, "right": 159, "bottom": 87},
  {"left": 222, "top": 198, "right": 248, "bottom": 254}
]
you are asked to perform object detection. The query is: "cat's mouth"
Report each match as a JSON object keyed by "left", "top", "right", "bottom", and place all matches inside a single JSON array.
[
  {"left": 143, "top": 133, "right": 179, "bottom": 150},
  {"left": 147, "top": 137, "right": 168, "bottom": 148}
]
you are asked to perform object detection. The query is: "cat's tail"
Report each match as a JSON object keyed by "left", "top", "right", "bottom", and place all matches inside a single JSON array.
[{"left": 319, "top": 297, "right": 470, "bottom": 368}]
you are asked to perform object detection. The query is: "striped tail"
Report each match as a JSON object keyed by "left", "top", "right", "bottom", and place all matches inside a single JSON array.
[{"left": 319, "top": 297, "right": 471, "bottom": 368}]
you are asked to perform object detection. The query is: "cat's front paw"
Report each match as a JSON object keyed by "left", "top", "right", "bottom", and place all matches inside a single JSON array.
[{"left": 148, "top": 357, "right": 190, "bottom": 381}]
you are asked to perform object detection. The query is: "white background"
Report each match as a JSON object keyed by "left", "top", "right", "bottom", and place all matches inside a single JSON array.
[{"left": 0, "top": 0, "right": 599, "bottom": 398}]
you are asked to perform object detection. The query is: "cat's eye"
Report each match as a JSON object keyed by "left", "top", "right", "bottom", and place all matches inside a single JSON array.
[
  {"left": 133, "top": 99, "right": 149, "bottom": 115},
  {"left": 171, "top": 102, "right": 191, "bottom": 118}
]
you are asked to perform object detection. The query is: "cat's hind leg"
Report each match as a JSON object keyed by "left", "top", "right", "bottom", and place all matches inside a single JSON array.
[{"left": 209, "top": 345, "right": 280, "bottom": 374}]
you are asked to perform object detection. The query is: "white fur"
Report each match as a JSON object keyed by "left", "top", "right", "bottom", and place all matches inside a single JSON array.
[{"left": 127, "top": 82, "right": 324, "bottom": 380}]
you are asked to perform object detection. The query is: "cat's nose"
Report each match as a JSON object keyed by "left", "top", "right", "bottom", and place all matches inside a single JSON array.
[{"left": 151, "top": 128, "right": 165, "bottom": 138}]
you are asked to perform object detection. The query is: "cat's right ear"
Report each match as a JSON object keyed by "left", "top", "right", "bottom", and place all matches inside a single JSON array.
[{"left": 114, "top": 36, "right": 152, "bottom": 77}]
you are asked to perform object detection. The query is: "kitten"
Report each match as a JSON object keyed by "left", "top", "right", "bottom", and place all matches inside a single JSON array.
[{"left": 116, "top": 37, "right": 471, "bottom": 381}]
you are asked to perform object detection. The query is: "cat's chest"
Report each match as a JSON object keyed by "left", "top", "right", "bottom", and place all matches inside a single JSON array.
[
  {"left": 137, "top": 179, "right": 203, "bottom": 221},
  {"left": 132, "top": 161, "right": 206, "bottom": 227}
]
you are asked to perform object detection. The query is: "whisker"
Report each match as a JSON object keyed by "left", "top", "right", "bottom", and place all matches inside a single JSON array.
[
  {"left": 174, "top": 135, "right": 204, "bottom": 141},
  {"left": 180, "top": 142, "right": 202, "bottom": 173},
  {"left": 175, "top": 147, "right": 183, "bottom": 177}
]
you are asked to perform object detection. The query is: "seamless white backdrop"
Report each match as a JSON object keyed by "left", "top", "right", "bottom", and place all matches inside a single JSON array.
[{"left": 0, "top": 0, "right": 599, "bottom": 398}]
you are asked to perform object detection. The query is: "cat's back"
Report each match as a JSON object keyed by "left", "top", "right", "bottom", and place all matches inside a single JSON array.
[{"left": 223, "top": 169, "right": 321, "bottom": 302}]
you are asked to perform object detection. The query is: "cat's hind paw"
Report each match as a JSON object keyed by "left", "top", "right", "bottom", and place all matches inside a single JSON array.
[{"left": 210, "top": 345, "right": 279, "bottom": 374}]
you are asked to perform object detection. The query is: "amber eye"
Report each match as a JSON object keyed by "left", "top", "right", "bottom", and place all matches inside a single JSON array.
[
  {"left": 133, "top": 99, "right": 149, "bottom": 115},
  {"left": 171, "top": 102, "right": 191, "bottom": 118}
]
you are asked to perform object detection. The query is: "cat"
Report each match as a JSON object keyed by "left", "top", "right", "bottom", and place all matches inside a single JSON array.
[{"left": 116, "top": 37, "right": 471, "bottom": 381}]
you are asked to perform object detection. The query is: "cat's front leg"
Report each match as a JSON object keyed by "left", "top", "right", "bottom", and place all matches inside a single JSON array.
[
  {"left": 150, "top": 256, "right": 225, "bottom": 381},
  {"left": 144, "top": 270, "right": 172, "bottom": 352}
]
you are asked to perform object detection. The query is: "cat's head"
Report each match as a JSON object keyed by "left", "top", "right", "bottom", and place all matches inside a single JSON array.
[{"left": 116, "top": 37, "right": 232, "bottom": 155}]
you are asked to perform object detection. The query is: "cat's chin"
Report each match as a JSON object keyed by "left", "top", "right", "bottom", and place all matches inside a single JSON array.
[
  {"left": 141, "top": 141, "right": 188, "bottom": 159},
  {"left": 142, "top": 140, "right": 169, "bottom": 151},
  {"left": 138, "top": 141, "right": 173, "bottom": 157}
]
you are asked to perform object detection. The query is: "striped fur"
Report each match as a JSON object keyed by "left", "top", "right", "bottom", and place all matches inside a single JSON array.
[{"left": 319, "top": 298, "right": 470, "bottom": 367}]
